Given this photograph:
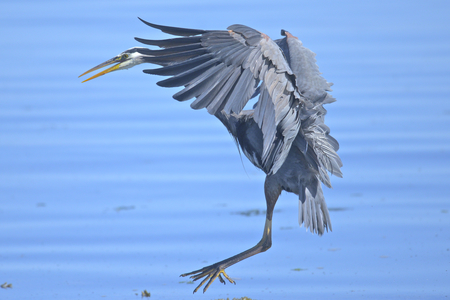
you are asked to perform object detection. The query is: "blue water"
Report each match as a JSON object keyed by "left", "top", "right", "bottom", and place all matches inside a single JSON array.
[{"left": 1, "top": 1, "right": 449, "bottom": 299}]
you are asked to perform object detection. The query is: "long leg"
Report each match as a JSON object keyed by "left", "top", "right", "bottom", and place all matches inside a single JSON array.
[{"left": 181, "top": 176, "right": 281, "bottom": 293}]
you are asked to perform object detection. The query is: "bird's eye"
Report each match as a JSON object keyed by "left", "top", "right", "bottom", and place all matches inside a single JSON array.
[{"left": 114, "top": 54, "right": 128, "bottom": 62}]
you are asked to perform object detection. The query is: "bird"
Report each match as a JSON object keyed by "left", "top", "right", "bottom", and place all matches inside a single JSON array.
[{"left": 79, "top": 18, "right": 343, "bottom": 294}]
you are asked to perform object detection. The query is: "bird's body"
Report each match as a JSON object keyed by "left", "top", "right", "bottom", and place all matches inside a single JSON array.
[
  {"left": 80, "top": 19, "right": 342, "bottom": 293},
  {"left": 219, "top": 109, "right": 335, "bottom": 234}
]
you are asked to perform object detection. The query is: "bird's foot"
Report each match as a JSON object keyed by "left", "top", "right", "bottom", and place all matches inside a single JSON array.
[{"left": 180, "top": 263, "right": 235, "bottom": 293}]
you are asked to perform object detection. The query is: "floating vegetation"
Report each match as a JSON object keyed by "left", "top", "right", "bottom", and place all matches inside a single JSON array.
[
  {"left": 328, "top": 248, "right": 341, "bottom": 252},
  {"left": 179, "top": 280, "right": 194, "bottom": 284},
  {"left": 280, "top": 226, "right": 293, "bottom": 230},
  {"left": 214, "top": 297, "right": 253, "bottom": 300},
  {"left": 235, "top": 209, "right": 264, "bottom": 216},
  {"left": 291, "top": 268, "right": 307, "bottom": 271},
  {"left": 1, "top": 282, "right": 12, "bottom": 289},
  {"left": 141, "top": 289, "right": 151, "bottom": 298},
  {"left": 350, "top": 193, "right": 363, "bottom": 197},
  {"left": 328, "top": 207, "right": 348, "bottom": 211},
  {"left": 233, "top": 209, "right": 281, "bottom": 217},
  {"left": 114, "top": 205, "right": 135, "bottom": 212}
]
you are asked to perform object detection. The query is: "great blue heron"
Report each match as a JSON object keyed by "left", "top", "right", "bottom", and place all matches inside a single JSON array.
[{"left": 80, "top": 18, "right": 343, "bottom": 293}]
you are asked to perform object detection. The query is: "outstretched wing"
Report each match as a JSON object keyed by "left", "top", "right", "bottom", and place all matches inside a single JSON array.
[
  {"left": 279, "top": 32, "right": 343, "bottom": 187},
  {"left": 136, "top": 19, "right": 304, "bottom": 174}
]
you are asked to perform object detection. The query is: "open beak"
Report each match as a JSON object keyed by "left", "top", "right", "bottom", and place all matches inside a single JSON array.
[{"left": 79, "top": 57, "right": 122, "bottom": 83}]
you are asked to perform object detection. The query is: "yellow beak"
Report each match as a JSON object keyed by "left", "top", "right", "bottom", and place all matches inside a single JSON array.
[{"left": 79, "top": 58, "right": 122, "bottom": 83}]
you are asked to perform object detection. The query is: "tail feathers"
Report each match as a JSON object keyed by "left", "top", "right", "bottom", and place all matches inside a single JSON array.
[{"left": 298, "top": 183, "right": 332, "bottom": 235}]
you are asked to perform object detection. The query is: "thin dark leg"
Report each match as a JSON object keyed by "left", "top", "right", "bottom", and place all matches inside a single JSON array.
[{"left": 181, "top": 176, "right": 281, "bottom": 293}]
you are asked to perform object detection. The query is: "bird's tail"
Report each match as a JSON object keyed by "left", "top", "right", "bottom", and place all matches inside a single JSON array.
[{"left": 298, "top": 181, "right": 331, "bottom": 235}]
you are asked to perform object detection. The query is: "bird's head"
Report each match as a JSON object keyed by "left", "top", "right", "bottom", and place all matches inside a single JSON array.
[{"left": 79, "top": 47, "right": 147, "bottom": 83}]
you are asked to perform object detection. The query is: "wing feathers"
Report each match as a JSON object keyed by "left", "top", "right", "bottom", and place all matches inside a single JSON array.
[
  {"left": 172, "top": 63, "right": 226, "bottom": 101},
  {"left": 223, "top": 68, "right": 257, "bottom": 114},
  {"left": 206, "top": 67, "right": 241, "bottom": 114},
  {"left": 136, "top": 21, "right": 339, "bottom": 177},
  {"left": 138, "top": 48, "right": 208, "bottom": 66},
  {"left": 135, "top": 36, "right": 202, "bottom": 48},
  {"left": 138, "top": 17, "right": 206, "bottom": 36},
  {"left": 190, "top": 66, "right": 237, "bottom": 110},
  {"left": 134, "top": 43, "right": 203, "bottom": 56},
  {"left": 156, "top": 58, "right": 219, "bottom": 88},
  {"left": 144, "top": 54, "right": 213, "bottom": 76}
]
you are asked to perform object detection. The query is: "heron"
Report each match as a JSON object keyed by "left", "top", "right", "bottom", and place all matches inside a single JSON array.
[{"left": 80, "top": 18, "right": 343, "bottom": 293}]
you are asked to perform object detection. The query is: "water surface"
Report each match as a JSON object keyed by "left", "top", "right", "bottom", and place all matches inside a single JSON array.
[{"left": 1, "top": 1, "right": 449, "bottom": 299}]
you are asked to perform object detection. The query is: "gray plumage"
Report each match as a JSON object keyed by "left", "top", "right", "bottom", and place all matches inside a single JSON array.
[
  {"left": 138, "top": 20, "right": 342, "bottom": 233},
  {"left": 137, "top": 20, "right": 343, "bottom": 291},
  {"left": 79, "top": 19, "right": 343, "bottom": 294}
]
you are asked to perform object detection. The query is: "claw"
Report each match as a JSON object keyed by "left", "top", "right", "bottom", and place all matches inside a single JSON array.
[
  {"left": 180, "top": 266, "right": 235, "bottom": 293},
  {"left": 221, "top": 270, "right": 236, "bottom": 285},
  {"left": 218, "top": 274, "right": 225, "bottom": 284}
]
